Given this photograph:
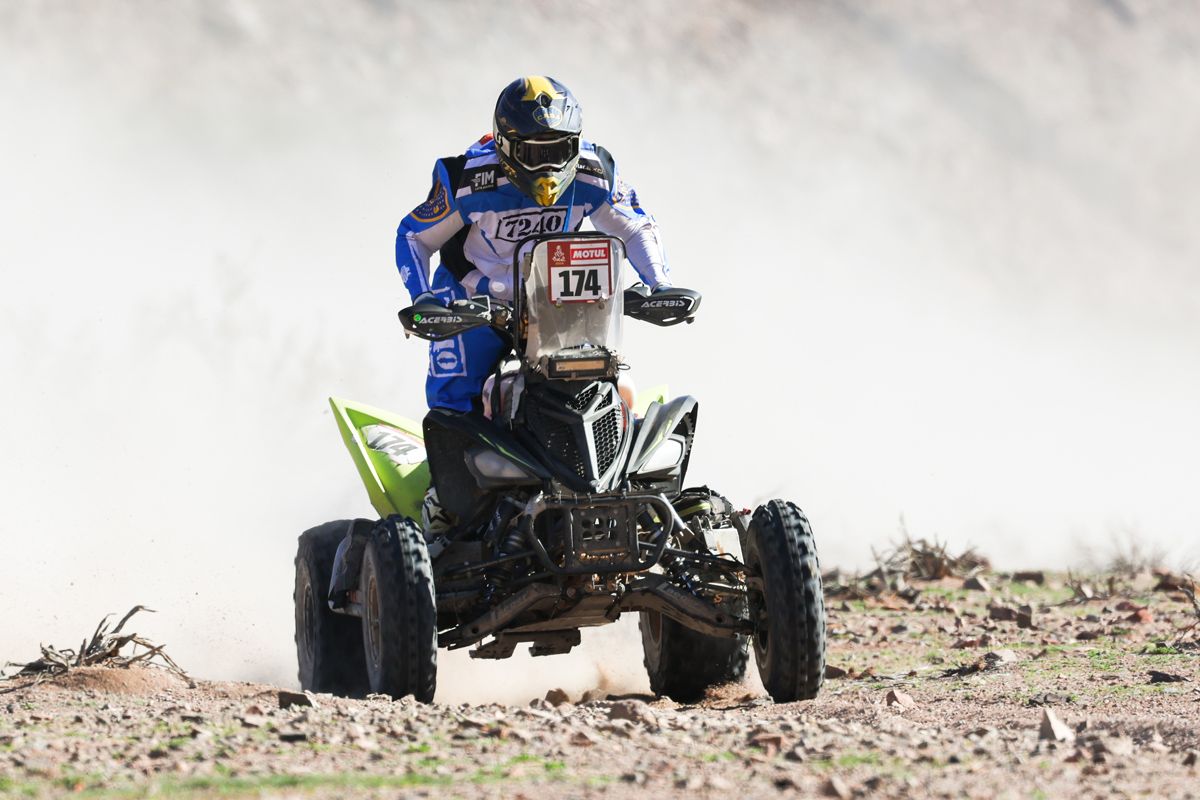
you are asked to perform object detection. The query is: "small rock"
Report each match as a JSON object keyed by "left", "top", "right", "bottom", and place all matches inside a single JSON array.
[
  {"left": 963, "top": 575, "right": 991, "bottom": 592},
  {"left": 1013, "top": 570, "right": 1045, "bottom": 584},
  {"left": 784, "top": 744, "right": 806, "bottom": 762},
  {"left": 748, "top": 732, "right": 786, "bottom": 756},
  {"left": 1182, "top": 750, "right": 1198, "bottom": 767},
  {"left": 239, "top": 715, "right": 267, "bottom": 729},
  {"left": 580, "top": 688, "right": 609, "bottom": 703},
  {"left": 822, "top": 775, "right": 852, "bottom": 799},
  {"left": 988, "top": 604, "right": 1017, "bottom": 622},
  {"left": 278, "top": 730, "right": 307, "bottom": 743},
  {"left": 1148, "top": 670, "right": 1189, "bottom": 684},
  {"left": 885, "top": 689, "right": 916, "bottom": 711},
  {"left": 1127, "top": 607, "right": 1154, "bottom": 624},
  {"left": 278, "top": 690, "right": 317, "bottom": 710},
  {"left": 1038, "top": 709, "right": 1075, "bottom": 743},
  {"left": 825, "top": 665, "right": 848, "bottom": 679},
  {"left": 1016, "top": 605, "right": 1036, "bottom": 629},
  {"left": 569, "top": 729, "right": 598, "bottom": 747},
  {"left": 608, "top": 700, "right": 658, "bottom": 727},
  {"left": 544, "top": 688, "right": 570, "bottom": 706},
  {"left": 985, "top": 649, "right": 1019, "bottom": 666},
  {"left": 1076, "top": 630, "right": 1102, "bottom": 641}
]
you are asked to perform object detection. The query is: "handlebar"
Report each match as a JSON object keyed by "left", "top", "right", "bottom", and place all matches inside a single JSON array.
[{"left": 398, "top": 285, "right": 701, "bottom": 341}]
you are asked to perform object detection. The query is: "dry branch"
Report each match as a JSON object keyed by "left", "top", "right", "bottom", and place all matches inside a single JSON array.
[
  {"left": 1171, "top": 574, "right": 1200, "bottom": 646},
  {"left": 0, "top": 606, "right": 186, "bottom": 694},
  {"left": 824, "top": 532, "right": 990, "bottom": 601}
]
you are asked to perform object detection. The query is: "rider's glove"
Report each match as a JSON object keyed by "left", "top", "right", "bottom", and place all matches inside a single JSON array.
[{"left": 412, "top": 292, "right": 445, "bottom": 308}]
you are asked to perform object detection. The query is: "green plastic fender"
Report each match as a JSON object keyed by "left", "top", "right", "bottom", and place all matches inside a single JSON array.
[{"left": 329, "top": 396, "right": 430, "bottom": 521}]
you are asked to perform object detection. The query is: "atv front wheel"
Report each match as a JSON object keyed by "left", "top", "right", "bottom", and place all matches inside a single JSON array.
[
  {"left": 743, "top": 500, "right": 826, "bottom": 702},
  {"left": 295, "top": 521, "right": 369, "bottom": 696},
  {"left": 360, "top": 516, "right": 437, "bottom": 702}
]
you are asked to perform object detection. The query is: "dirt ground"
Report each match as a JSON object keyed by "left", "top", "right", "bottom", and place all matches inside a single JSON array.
[{"left": 2, "top": 570, "right": 1198, "bottom": 799}]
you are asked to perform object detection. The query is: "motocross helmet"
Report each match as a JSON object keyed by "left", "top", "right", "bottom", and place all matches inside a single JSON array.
[{"left": 493, "top": 76, "right": 582, "bottom": 207}]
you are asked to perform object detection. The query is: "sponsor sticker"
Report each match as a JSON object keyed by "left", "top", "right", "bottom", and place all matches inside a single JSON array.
[
  {"left": 470, "top": 168, "right": 497, "bottom": 193},
  {"left": 429, "top": 337, "right": 467, "bottom": 378},
  {"left": 532, "top": 106, "right": 563, "bottom": 127},
  {"left": 546, "top": 240, "right": 613, "bottom": 304}
]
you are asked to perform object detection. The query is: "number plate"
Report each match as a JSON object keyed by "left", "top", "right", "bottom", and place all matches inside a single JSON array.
[{"left": 546, "top": 240, "right": 614, "bottom": 304}]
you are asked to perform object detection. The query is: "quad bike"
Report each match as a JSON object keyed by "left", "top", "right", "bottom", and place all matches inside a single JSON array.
[{"left": 295, "top": 232, "right": 826, "bottom": 704}]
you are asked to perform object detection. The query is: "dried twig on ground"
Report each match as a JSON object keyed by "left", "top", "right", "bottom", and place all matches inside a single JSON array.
[
  {"left": 1058, "top": 571, "right": 1135, "bottom": 606},
  {"left": 874, "top": 527, "right": 990, "bottom": 582},
  {"left": 0, "top": 606, "right": 186, "bottom": 694},
  {"left": 1171, "top": 574, "right": 1200, "bottom": 646},
  {"left": 824, "top": 532, "right": 989, "bottom": 603}
]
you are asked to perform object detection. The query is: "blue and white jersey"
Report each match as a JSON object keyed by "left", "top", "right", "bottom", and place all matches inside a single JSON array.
[{"left": 395, "top": 137, "right": 669, "bottom": 302}]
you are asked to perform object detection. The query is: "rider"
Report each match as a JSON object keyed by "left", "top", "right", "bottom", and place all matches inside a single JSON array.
[{"left": 394, "top": 75, "right": 674, "bottom": 413}]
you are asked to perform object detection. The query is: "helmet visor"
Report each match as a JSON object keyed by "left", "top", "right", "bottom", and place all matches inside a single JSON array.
[{"left": 504, "top": 133, "right": 580, "bottom": 171}]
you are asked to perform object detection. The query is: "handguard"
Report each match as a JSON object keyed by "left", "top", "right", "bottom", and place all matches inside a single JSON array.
[
  {"left": 398, "top": 296, "right": 501, "bottom": 341},
  {"left": 623, "top": 284, "right": 702, "bottom": 326}
]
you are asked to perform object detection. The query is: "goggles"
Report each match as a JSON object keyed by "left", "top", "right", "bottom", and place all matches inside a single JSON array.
[{"left": 498, "top": 132, "right": 580, "bottom": 171}]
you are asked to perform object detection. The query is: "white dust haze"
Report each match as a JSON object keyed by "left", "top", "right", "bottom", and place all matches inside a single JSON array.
[{"left": 2, "top": 1, "right": 1198, "bottom": 701}]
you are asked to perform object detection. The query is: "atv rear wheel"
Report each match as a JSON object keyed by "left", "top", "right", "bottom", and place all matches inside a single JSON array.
[
  {"left": 640, "top": 610, "right": 748, "bottom": 702},
  {"left": 360, "top": 516, "right": 437, "bottom": 702},
  {"left": 295, "top": 521, "right": 369, "bottom": 696},
  {"left": 743, "top": 500, "right": 826, "bottom": 702}
]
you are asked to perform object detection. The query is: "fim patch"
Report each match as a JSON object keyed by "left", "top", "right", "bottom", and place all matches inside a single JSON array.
[{"left": 411, "top": 179, "right": 452, "bottom": 223}]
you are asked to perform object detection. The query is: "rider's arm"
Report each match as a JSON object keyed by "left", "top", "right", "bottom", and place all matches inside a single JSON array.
[
  {"left": 395, "top": 160, "right": 467, "bottom": 302},
  {"left": 586, "top": 153, "right": 671, "bottom": 290}
]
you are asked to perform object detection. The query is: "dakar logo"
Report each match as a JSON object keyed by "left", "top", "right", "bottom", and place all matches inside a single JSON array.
[
  {"left": 549, "top": 243, "right": 568, "bottom": 266},
  {"left": 532, "top": 106, "right": 563, "bottom": 127}
]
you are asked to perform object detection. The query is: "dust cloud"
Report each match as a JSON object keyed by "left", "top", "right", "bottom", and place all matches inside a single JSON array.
[{"left": 2, "top": 1, "right": 1198, "bottom": 701}]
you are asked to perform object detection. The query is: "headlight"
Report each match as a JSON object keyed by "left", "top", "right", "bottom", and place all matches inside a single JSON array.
[
  {"left": 640, "top": 436, "right": 685, "bottom": 474},
  {"left": 469, "top": 449, "right": 536, "bottom": 482}
]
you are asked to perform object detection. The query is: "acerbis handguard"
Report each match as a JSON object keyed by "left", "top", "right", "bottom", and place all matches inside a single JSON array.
[
  {"left": 398, "top": 296, "right": 495, "bottom": 341},
  {"left": 623, "top": 284, "right": 702, "bottom": 326}
]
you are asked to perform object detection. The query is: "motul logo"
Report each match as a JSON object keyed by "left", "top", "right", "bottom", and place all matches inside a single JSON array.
[{"left": 573, "top": 248, "right": 607, "bottom": 259}]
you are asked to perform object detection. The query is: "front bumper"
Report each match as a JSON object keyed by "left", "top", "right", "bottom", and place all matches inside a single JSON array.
[{"left": 519, "top": 490, "right": 679, "bottom": 575}]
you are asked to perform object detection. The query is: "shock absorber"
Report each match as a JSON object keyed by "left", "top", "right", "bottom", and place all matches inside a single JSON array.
[{"left": 481, "top": 499, "right": 524, "bottom": 600}]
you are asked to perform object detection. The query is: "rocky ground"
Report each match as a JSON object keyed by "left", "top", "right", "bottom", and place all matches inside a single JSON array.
[{"left": 2, "top": 569, "right": 1199, "bottom": 799}]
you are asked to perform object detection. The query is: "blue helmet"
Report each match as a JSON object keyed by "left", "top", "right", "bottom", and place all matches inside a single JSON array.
[{"left": 493, "top": 76, "right": 583, "bottom": 207}]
